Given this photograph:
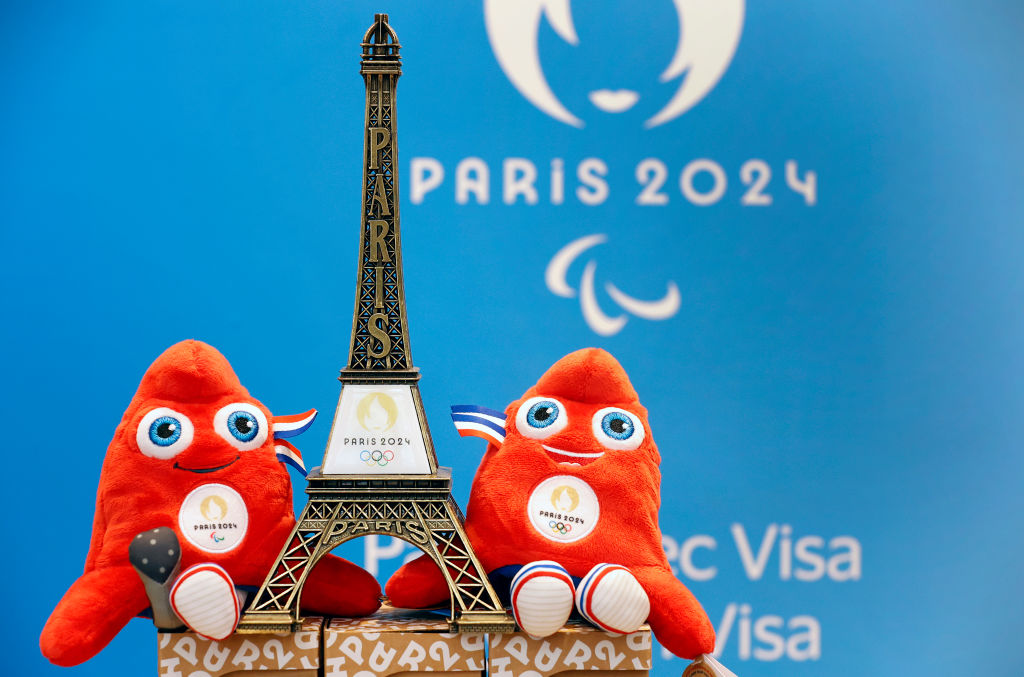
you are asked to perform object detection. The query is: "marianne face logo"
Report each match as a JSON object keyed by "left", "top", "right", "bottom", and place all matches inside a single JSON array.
[
  {"left": 484, "top": 0, "right": 745, "bottom": 128},
  {"left": 356, "top": 392, "right": 399, "bottom": 433},
  {"left": 354, "top": 392, "right": 401, "bottom": 467},
  {"left": 551, "top": 485, "right": 580, "bottom": 512},
  {"left": 199, "top": 495, "right": 228, "bottom": 521}
]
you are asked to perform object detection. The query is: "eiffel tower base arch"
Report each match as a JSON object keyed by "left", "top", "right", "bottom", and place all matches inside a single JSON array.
[{"left": 237, "top": 468, "right": 514, "bottom": 634}]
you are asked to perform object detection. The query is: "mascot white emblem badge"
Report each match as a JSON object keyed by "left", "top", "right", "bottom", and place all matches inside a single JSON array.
[
  {"left": 484, "top": 0, "right": 745, "bottom": 128},
  {"left": 527, "top": 475, "right": 600, "bottom": 543},
  {"left": 178, "top": 483, "right": 249, "bottom": 554}
]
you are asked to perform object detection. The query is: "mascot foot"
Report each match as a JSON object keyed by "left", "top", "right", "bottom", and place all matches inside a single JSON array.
[
  {"left": 683, "top": 654, "right": 739, "bottom": 677},
  {"left": 129, "top": 527, "right": 183, "bottom": 630},
  {"left": 169, "top": 563, "right": 239, "bottom": 640},
  {"left": 511, "top": 561, "right": 575, "bottom": 638},
  {"left": 576, "top": 564, "right": 650, "bottom": 634}
]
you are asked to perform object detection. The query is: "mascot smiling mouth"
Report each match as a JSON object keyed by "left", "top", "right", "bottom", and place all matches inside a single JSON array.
[
  {"left": 541, "top": 444, "right": 604, "bottom": 466},
  {"left": 173, "top": 456, "right": 240, "bottom": 474}
]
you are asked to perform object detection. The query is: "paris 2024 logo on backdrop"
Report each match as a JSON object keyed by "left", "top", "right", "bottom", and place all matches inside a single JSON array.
[
  {"left": 483, "top": 0, "right": 745, "bottom": 128},
  {"left": 482, "top": 0, "right": 742, "bottom": 335},
  {"left": 411, "top": 1, "right": 816, "bottom": 337}
]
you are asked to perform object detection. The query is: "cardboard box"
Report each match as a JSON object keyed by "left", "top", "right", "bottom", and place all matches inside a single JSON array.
[
  {"left": 158, "top": 617, "right": 323, "bottom": 677},
  {"left": 322, "top": 607, "right": 486, "bottom": 677},
  {"left": 157, "top": 610, "right": 651, "bottom": 677},
  {"left": 488, "top": 620, "right": 652, "bottom": 677}
]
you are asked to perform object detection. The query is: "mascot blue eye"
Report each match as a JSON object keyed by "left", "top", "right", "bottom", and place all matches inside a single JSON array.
[
  {"left": 601, "top": 411, "right": 635, "bottom": 440},
  {"left": 214, "top": 402, "right": 268, "bottom": 450},
  {"left": 137, "top": 408, "right": 193, "bottom": 459},
  {"left": 149, "top": 416, "right": 182, "bottom": 447},
  {"left": 591, "top": 407, "right": 644, "bottom": 450},
  {"left": 516, "top": 396, "right": 568, "bottom": 439},
  {"left": 226, "top": 411, "right": 259, "bottom": 442},
  {"left": 527, "top": 401, "right": 560, "bottom": 428}
]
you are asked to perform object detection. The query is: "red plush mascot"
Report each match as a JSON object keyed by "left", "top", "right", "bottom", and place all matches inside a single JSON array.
[
  {"left": 41, "top": 340, "right": 381, "bottom": 666},
  {"left": 386, "top": 348, "right": 716, "bottom": 660}
]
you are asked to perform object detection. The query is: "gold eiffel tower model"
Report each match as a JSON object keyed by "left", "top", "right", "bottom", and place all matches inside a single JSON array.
[{"left": 237, "top": 14, "right": 514, "bottom": 635}]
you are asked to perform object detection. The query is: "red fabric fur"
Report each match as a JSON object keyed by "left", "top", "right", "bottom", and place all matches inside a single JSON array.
[
  {"left": 41, "top": 340, "right": 380, "bottom": 666},
  {"left": 386, "top": 348, "right": 714, "bottom": 658}
]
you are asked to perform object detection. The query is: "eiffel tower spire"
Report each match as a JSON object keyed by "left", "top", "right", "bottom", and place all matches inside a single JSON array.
[
  {"left": 320, "top": 12, "right": 438, "bottom": 476},
  {"left": 343, "top": 13, "right": 414, "bottom": 380},
  {"left": 237, "top": 15, "right": 514, "bottom": 635}
]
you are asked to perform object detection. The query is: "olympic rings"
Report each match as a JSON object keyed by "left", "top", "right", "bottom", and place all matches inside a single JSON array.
[
  {"left": 548, "top": 520, "right": 572, "bottom": 535},
  {"left": 359, "top": 449, "right": 396, "bottom": 467}
]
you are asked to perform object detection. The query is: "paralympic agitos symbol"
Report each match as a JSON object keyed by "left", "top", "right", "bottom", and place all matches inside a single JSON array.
[{"left": 545, "top": 234, "right": 681, "bottom": 336}]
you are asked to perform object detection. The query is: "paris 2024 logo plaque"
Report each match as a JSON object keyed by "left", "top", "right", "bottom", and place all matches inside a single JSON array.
[{"left": 322, "top": 385, "right": 432, "bottom": 475}]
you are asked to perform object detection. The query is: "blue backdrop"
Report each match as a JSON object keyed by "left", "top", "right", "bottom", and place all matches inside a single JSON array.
[{"left": 3, "top": 1, "right": 1023, "bottom": 676}]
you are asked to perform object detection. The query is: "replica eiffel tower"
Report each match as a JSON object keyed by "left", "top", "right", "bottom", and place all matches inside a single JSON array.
[{"left": 237, "top": 14, "right": 514, "bottom": 634}]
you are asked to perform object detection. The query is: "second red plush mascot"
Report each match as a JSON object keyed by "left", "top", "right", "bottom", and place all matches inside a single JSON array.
[
  {"left": 386, "top": 348, "right": 715, "bottom": 660},
  {"left": 41, "top": 340, "right": 381, "bottom": 666}
]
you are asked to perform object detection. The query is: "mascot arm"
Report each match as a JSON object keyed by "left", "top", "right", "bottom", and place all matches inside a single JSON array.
[
  {"left": 634, "top": 565, "right": 716, "bottom": 659},
  {"left": 384, "top": 553, "right": 450, "bottom": 609},
  {"left": 301, "top": 553, "right": 382, "bottom": 617},
  {"left": 40, "top": 564, "right": 149, "bottom": 667}
]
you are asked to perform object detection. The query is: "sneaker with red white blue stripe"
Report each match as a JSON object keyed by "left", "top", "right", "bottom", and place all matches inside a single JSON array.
[
  {"left": 510, "top": 561, "right": 576, "bottom": 638},
  {"left": 575, "top": 563, "right": 650, "bottom": 634}
]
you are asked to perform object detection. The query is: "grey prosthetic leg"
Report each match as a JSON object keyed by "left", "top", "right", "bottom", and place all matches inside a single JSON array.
[{"left": 129, "top": 527, "right": 185, "bottom": 631}]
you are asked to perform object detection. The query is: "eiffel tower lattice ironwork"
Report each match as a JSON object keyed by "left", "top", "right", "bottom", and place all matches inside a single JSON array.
[{"left": 237, "top": 14, "right": 514, "bottom": 635}]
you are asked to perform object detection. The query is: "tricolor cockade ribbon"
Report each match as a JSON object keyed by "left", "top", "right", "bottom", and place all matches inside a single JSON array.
[
  {"left": 450, "top": 404, "right": 507, "bottom": 447},
  {"left": 271, "top": 409, "right": 317, "bottom": 475}
]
